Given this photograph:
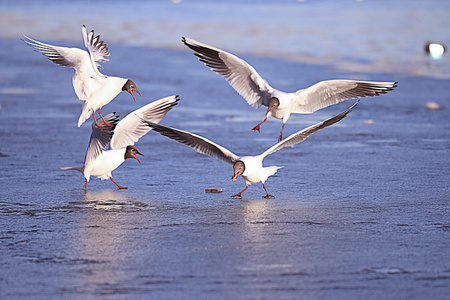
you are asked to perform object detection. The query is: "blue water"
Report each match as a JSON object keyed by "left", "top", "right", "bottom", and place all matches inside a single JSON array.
[
  {"left": 0, "top": 1, "right": 449, "bottom": 299},
  {"left": 1, "top": 0, "right": 450, "bottom": 79}
]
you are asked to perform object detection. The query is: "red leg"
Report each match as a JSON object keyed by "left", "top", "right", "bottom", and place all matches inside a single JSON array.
[
  {"left": 84, "top": 179, "right": 88, "bottom": 189},
  {"left": 110, "top": 177, "right": 128, "bottom": 190},
  {"left": 252, "top": 117, "right": 268, "bottom": 132},
  {"left": 262, "top": 183, "right": 275, "bottom": 198},
  {"left": 278, "top": 123, "right": 286, "bottom": 141},
  {"left": 231, "top": 185, "right": 248, "bottom": 198},
  {"left": 92, "top": 111, "right": 103, "bottom": 128},
  {"left": 98, "top": 108, "right": 113, "bottom": 127}
]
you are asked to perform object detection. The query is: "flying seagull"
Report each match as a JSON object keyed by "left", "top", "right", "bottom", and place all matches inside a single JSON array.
[{"left": 182, "top": 37, "right": 396, "bottom": 141}]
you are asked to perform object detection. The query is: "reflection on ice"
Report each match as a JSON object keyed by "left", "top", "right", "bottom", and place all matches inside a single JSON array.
[
  {"left": 82, "top": 189, "right": 154, "bottom": 212},
  {"left": 242, "top": 199, "right": 270, "bottom": 224}
]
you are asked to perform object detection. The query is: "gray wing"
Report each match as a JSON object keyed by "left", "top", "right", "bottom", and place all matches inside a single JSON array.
[
  {"left": 81, "top": 25, "right": 110, "bottom": 74},
  {"left": 142, "top": 120, "right": 239, "bottom": 165},
  {"left": 84, "top": 113, "right": 119, "bottom": 172},
  {"left": 261, "top": 101, "right": 358, "bottom": 158},
  {"left": 182, "top": 37, "right": 274, "bottom": 108},
  {"left": 110, "top": 95, "right": 180, "bottom": 150},
  {"left": 293, "top": 80, "right": 397, "bottom": 113},
  {"left": 21, "top": 35, "right": 85, "bottom": 68}
]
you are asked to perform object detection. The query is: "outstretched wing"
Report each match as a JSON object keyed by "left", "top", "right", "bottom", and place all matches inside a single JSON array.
[
  {"left": 293, "top": 80, "right": 397, "bottom": 113},
  {"left": 81, "top": 25, "right": 110, "bottom": 75},
  {"left": 110, "top": 95, "right": 180, "bottom": 150},
  {"left": 22, "top": 35, "right": 85, "bottom": 68},
  {"left": 84, "top": 113, "right": 119, "bottom": 175},
  {"left": 182, "top": 37, "right": 274, "bottom": 108},
  {"left": 142, "top": 120, "right": 239, "bottom": 165},
  {"left": 261, "top": 101, "right": 359, "bottom": 158}
]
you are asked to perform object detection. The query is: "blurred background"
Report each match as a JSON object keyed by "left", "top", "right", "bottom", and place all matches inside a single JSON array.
[{"left": 1, "top": 0, "right": 449, "bottom": 79}]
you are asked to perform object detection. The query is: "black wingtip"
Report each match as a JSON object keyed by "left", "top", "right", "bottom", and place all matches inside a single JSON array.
[
  {"left": 345, "top": 99, "right": 359, "bottom": 113},
  {"left": 181, "top": 37, "right": 189, "bottom": 46}
]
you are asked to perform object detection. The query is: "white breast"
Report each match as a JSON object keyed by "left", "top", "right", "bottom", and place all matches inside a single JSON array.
[
  {"left": 87, "top": 76, "right": 126, "bottom": 108},
  {"left": 240, "top": 156, "right": 265, "bottom": 184},
  {"left": 89, "top": 148, "right": 126, "bottom": 179},
  {"left": 269, "top": 92, "right": 294, "bottom": 121}
]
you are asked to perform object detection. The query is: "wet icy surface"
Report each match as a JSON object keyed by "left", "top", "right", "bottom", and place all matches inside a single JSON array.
[{"left": 1, "top": 1, "right": 450, "bottom": 299}]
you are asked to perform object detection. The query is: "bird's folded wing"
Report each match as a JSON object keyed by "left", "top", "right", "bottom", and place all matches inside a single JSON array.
[
  {"left": 182, "top": 37, "right": 274, "bottom": 108},
  {"left": 110, "top": 95, "right": 180, "bottom": 150},
  {"left": 84, "top": 113, "right": 119, "bottom": 172},
  {"left": 142, "top": 120, "right": 239, "bottom": 165},
  {"left": 261, "top": 101, "right": 358, "bottom": 158},
  {"left": 293, "top": 80, "right": 397, "bottom": 113}
]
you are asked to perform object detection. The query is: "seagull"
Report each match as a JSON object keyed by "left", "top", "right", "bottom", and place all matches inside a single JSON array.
[
  {"left": 142, "top": 101, "right": 358, "bottom": 198},
  {"left": 182, "top": 37, "right": 397, "bottom": 141},
  {"left": 22, "top": 25, "right": 142, "bottom": 128},
  {"left": 61, "top": 95, "right": 179, "bottom": 189}
]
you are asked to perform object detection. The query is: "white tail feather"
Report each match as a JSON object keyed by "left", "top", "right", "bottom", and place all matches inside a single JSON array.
[
  {"left": 78, "top": 103, "right": 92, "bottom": 127},
  {"left": 265, "top": 166, "right": 283, "bottom": 180}
]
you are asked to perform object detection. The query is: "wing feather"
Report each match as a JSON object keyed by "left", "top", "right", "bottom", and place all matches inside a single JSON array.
[
  {"left": 142, "top": 121, "right": 239, "bottom": 165},
  {"left": 82, "top": 25, "right": 110, "bottom": 74},
  {"left": 109, "top": 95, "right": 180, "bottom": 150},
  {"left": 293, "top": 80, "right": 397, "bottom": 113},
  {"left": 83, "top": 113, "right": 119, "bottom": 175},
  {"left": 182, "top": 37, "right": 274, "bottom": 108},
  {"left": 261, "top": 101, "right": 358, "bottom": 158},
  {"left": 21, "top": 35, "right": 84, "bottom": 68}
]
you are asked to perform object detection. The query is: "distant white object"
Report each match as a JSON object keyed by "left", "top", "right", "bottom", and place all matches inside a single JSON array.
[
  {"left": 426, "top": 102, "right": 441, "bottom": 111},
  {"left": 425, "top": 42, "right": 446, "bottom": 60}
]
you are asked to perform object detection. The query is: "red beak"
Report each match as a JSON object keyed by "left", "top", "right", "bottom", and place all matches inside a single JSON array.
[
  {"left": 130, "top": 89, "right": 142, "bottom": 102},
  {"left": 230, "top": 174, "right": 239, "bottom": 183},
  {"left": 133, "top": 152, "right": 145, "bottom": 163}
]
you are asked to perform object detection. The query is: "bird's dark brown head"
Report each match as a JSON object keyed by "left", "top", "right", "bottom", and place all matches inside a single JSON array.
[
  {"left": 230, "top": 160, "right": 245, "bottom": 182},
  {"left": 125, "top": 145, "right": 144, "bottom": 163},
  {"left": 265, "top": 97, "right": 280, "bottom": 115},
  {"left": 122, "top": 79, "right": 142, "bottom": 102}
]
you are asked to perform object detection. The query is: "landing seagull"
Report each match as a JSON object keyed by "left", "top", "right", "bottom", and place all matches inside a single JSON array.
[
  {"left": 22, "top": 25, "right": 142, "bottom": 127},
  {"left": 142, "top": 101, "right": 358, "bottom": 198},
  {"left": 182, "top": 37, "right": 397, "bottom": 141},
  {"left": 61, "top": 95, "right": 179, "bottom": 189}
]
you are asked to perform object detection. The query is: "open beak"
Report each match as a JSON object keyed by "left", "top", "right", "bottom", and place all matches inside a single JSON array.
[
  {"left": 133, "top": 151, "right": 145, "bottom": 163},
  {"left": 130, "top": 89, "right": 142, "bottom": 102},
  {"left": 230, "top": 173, "right": 239, "bottom": 183}
]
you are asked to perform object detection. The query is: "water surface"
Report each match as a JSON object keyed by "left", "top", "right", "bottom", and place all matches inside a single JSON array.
[{"left": 1, "top": 1, "right": 449, "bottom": 299}]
